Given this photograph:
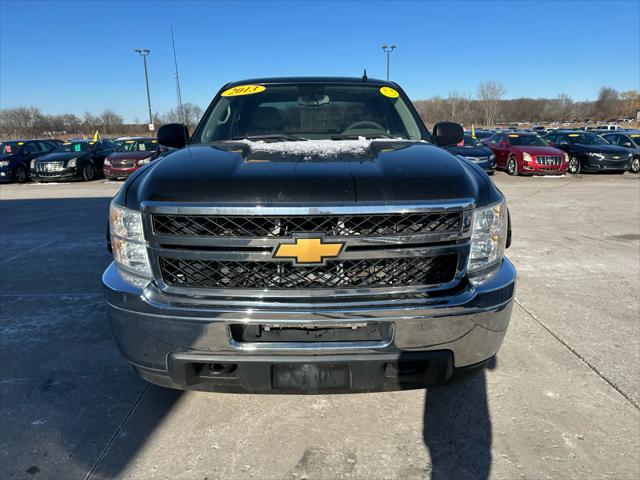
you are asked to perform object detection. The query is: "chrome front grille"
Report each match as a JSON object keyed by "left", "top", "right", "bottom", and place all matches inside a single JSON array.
[
  {"left": 144, "top": 202, "right": 472, "bottom": 296},
  {"left": 602, "top": 153, "right": 627, "bottom": 161},
  {"left": 111, "top": 160, "right": 136, "bottom": 168},
  {"left": 152, "top": 212, "right": 463, "bottom": 238},
  {"left": 159, "top": 255, "right": 458, "bottom": 289},
  {"left": 35, "top": 161, "right": 65, "bottom": 172},
  {"left": 536, "top": 156, "right": 562, "bottom": 166}
]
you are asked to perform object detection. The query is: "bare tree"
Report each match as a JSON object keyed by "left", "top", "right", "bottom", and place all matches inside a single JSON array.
[
  {"left": 620, "top": 90, "right": 640, "bottom": 118},
  {"left": 555, "top": 93, "right": 574, "bottom": 122},
  {"left": 595, "top": 87, "right": 620, "bottom": 120},
  {"left": 0, "top": 106, "right": 42, "bottom": 137},
  {"left": 98, "top": 109, "right": 124, "bottom": 134},
  {"left": 83, "top": 112, "right": 99, "bottom": 132},
  {"left": 477, "top": 81, "right": 507, "bottom": 126}
]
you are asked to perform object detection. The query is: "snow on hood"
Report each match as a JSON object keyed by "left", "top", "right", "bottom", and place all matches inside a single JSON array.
[{"left": 234, "top": 138, "right": 415, "bottom": 160}]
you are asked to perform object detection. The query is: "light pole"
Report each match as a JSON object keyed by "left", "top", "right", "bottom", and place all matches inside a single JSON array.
[
  {"left": 381, "top": 44, "right": 396, "bottom": 81},
  {"left": 134, "top": 48, "right": 153, "bottom": 130}
]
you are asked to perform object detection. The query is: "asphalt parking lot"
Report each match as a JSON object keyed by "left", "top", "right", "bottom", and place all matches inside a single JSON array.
[{"left": 1, "top": 173, "right": 639, "bottom": 480}]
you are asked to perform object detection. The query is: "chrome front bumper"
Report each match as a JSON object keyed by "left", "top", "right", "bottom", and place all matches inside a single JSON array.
[{"left": 103, "top": 257, "right": 516, "bottom": 390}]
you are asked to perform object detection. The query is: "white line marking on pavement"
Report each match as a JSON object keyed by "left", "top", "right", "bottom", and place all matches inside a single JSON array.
[
  {"left": 515, "top": 299, "right": 639, "bottom": 409},
  {"left": 0, "top": 239, "right": 56, "bottom": 264}
]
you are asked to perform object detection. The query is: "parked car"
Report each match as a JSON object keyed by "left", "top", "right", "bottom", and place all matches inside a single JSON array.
[
  {"left": 601, "top": 131, "right": 640, "bottom": 173},
  {"left": 103, "top": 76, "right": 515, "bottom": 393},
  {"left": 30, "top": 140, "right": 116, "bottom": 182},
  {"left": 543, "top": 131, "right": 633, "bottom": 174},
  {"left": 104, "top": 137, "right": 162, "bottom": 180},
  {"left": 0, "top": 139, "right": 57, "bottom": 183},
  {"left": 484, "top": 132, "right": 568, "bottom": 175},
  {"left": 469, "top": 130, "right": 496, "bottom": 142},
  {"left": 445, "top": 134, "right": 496, "bottom": 174},
  {"left": 595, "top": 125, "right": 623, "bottom": 131}
]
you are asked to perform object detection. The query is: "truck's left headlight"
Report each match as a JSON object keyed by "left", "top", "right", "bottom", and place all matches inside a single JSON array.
[
  {"left": 67, "top": 158, "right": 77, "bottom": 168},
  {"left": 109, "top": 202, "right": 152, "bottom": 285},
  {"left": 468, "top": 200, "right": 508, "bottom": 275},
  {"left": 137, "top": 156, "right": 152, "bottom": 166}
]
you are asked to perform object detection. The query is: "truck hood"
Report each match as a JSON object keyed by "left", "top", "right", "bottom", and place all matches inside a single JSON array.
[{"left": 123, "top": 140, "right": 499, "bottom": 208}]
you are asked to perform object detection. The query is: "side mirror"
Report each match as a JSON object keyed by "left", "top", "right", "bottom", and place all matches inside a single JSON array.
[
  {"left": 157, "top": 123, "right": 190, "bottom": 149},
  {"left": 432, "top": 121, "right": 464, "bottom": 147}
]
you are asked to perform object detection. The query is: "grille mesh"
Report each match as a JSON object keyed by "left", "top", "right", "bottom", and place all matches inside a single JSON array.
[
  {"left": 35, "top": 161, "right": 65, "bottom": 172},
  {"left": 152, "top": 212, "right": 463, "bottom": 238},
  {"left": 536, "top": 156, "right": 562, "bottom": 166},
  {"left": 159, "top": 255, "right": 458, "bottom": 289}
]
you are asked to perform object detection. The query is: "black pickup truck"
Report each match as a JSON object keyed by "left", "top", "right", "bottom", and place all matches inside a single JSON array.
[{"left": 103, "top": 77, "right": 515, "bottom": 393}]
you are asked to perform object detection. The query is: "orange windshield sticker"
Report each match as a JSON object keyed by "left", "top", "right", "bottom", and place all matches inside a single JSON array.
[
  {"left": 508, "top": 134, "right": 519, "bottom": 138},
  {"left": 221, "top": 85, "right": 266, "bottom": 97},
  {"left": 379, "top": 86, "right": 399, "bottom": 98}
]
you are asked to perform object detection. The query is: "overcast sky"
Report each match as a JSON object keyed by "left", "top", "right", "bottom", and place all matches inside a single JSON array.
[{"left": 1, "top": 0, "right": 638, "bottom": 122}]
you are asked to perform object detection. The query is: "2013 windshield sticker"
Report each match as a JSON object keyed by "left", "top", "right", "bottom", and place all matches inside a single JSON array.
[
  {"left": 379, "top": 86, "right": 399, "bottom": 98},
  {"left": 221, "top": 85, "right": 266, "bottom": 97}
]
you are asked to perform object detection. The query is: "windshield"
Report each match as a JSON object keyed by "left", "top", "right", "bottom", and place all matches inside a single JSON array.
[
  {"left": 119, "top": 139, "right": 157, "bottom": 152},
  {"left": 0, "top": 142, "right": 20, "bottom": 156},
  {"left": 55, "top": 142, "right": 92, "bottom": 153},
  {"left": 462, "top": 135, "right": 483, "bottom": 147},
  {"left": 192, "top": 83, "right": 425, "bottom": 143},
  {"left": 567, "top": 133, "right": 610, "bottom": 145},
  {"left": 507, "top": 134, "right": 548, "bottom": 146}
]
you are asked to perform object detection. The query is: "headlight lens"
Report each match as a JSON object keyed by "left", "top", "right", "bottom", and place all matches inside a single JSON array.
[
  {"left": 489, "top": 153, "right": 496, "bottom": 161},
  {"left": 587, "top": 152, "right": 603, "bottom": 158},
  {"left": 522, "top": 152, "right": 532, "bottom": 163},
  {"left": 67, "top": 158, "right": 77, "bottom": 168},
  {"left": 137, "top": 156, "right": 152, "bottom": 166},
  {"left": 109, "top": 202, "right": 151, "bottom": 285},
  {"left": 104, "top": 159, "right": 111, "bottom": 166},
  {"left": 468, "top": 200, "right": 508, "bottom": 275},
  {"left": 30, "top": 159, "right": 36, "bottom": 169},
  {"left": 563, "top": 153, "right": 569, "bottom": 163},
  {"left": 0, "top": 160, "right": 9, "bottom": 167}
]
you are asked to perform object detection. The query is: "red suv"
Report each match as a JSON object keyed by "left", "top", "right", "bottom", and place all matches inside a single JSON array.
[
  {"left": 485, "top": 132, "right": 568, "bottom": 175},
  {"left": 104, "top": 137, "right": 161, "bottom": 180}
]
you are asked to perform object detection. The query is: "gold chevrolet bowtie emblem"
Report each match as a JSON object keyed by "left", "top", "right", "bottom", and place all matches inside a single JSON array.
[{"left": 273, "top": 237, "right": 345, "bottom": 266}]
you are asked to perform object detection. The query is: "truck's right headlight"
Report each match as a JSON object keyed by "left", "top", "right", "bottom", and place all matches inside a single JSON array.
[
  {"left": 468, "top": 200, "right": 508, "bottom": 275},
  {"left": 109, "top": 202, "right": 152, "bottom": 285}
]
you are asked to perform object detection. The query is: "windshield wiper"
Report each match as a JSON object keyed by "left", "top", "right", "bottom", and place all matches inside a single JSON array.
[
  {"left": 330, "top": 134, "right": 405, "bottom": 140},
  {"left": 230, "top": 134, "right": 308, "bottom": 142}
]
